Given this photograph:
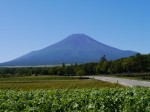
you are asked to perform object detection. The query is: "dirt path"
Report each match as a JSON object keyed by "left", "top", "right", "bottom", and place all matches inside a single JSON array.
[{"left": 86, "top": 76, "right": 150, "bottom": 87}]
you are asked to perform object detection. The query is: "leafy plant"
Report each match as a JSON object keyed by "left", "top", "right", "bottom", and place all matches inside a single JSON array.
[{"left": 0, "top": 87, "right": 149, "bottom": 112}]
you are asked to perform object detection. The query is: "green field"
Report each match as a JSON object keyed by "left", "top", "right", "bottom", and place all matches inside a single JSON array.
[
  {"left": 0, "top": 76, "right": 150, "bottom": 111},
  {"left": 0, "top": 76, "right": 123, "bottom": 90},
  {"left": 0, "top": 88, "right": 149, "bottom": 112}
]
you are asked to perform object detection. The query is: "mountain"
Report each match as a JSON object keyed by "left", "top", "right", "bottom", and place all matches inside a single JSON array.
[{"left": 1, "top": 34, "right": 137, "bottom": 66}]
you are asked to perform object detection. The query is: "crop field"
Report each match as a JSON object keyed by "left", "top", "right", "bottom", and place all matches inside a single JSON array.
[
  {"left": 0, "top": 76, "right": 123, "bottom": 90},
  {"left": 0, "top": 76, "right": 149, "bottom": 111},
  {"left": 0, "top": 88, "right": 150, "bottom": 112}
]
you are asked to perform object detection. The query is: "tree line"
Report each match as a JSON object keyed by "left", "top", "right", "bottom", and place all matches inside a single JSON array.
[
  {"left": 0, "top": 53, "right": 150, "bottom": 77},
  {"left": 96, "top": 53, "right": 150, "bottom": 74}
]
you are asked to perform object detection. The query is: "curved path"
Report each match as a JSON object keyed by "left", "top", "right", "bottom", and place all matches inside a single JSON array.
[{"left": 87, "top": 76, "right": 150, "bottom": 87}]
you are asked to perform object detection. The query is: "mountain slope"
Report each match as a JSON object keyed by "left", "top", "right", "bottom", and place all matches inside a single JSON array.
[{"left": 1, "top": 34, "right": 137, "bottom": 66}]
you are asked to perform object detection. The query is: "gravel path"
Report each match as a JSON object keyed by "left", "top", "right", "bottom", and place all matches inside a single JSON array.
[{"left": 87, "top": 76, "right": 150, "bottom": 87}]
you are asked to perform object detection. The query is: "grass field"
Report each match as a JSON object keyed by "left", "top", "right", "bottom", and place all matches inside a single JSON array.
[{"left": 0, "top": 76, "right": 123, "bottom": 90}]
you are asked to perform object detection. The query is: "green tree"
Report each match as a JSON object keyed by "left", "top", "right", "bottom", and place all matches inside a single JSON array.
[
  {"left": 100, "top": 55, "right": 107, "bottom": 63},
  {"left": 76, "top": 70, "right": 86, "bottom": 77},
  {"left": 62, "top": 63, "right": 65, "bottom": 67},
  {"left": 96, "top": 55, "right": 108, "bottom": 74}
]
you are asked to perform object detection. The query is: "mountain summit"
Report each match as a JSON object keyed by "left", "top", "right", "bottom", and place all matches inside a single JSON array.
[{"left": 1, "top": 34, "right": 137, "bottom": 66}]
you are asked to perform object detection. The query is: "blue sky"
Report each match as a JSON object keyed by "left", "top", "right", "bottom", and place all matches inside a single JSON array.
[{"left": 0, "top": 0, "right": 150, "bottom": 63}]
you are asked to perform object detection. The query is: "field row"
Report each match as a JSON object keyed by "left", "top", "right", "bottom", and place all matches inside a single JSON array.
[
  {"left": 0, "top": 76, "right": 124, "bottom": 90},
  {"left": 0, "top": 88, "right": 150, "bottom": 112}
]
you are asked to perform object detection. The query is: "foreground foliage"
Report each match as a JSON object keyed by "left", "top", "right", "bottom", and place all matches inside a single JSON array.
[{"left": 0, "top": 88, "right": 150, "bottom": 112}]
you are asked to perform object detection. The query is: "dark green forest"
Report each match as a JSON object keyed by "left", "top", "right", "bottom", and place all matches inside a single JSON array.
[{"left": 1, "top": 53, "right": 150, "bottom": 79}]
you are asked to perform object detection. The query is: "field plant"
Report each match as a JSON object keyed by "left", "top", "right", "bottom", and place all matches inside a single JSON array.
[{"left": 0, "top": 87, "right": 150, "bottom": 112}]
